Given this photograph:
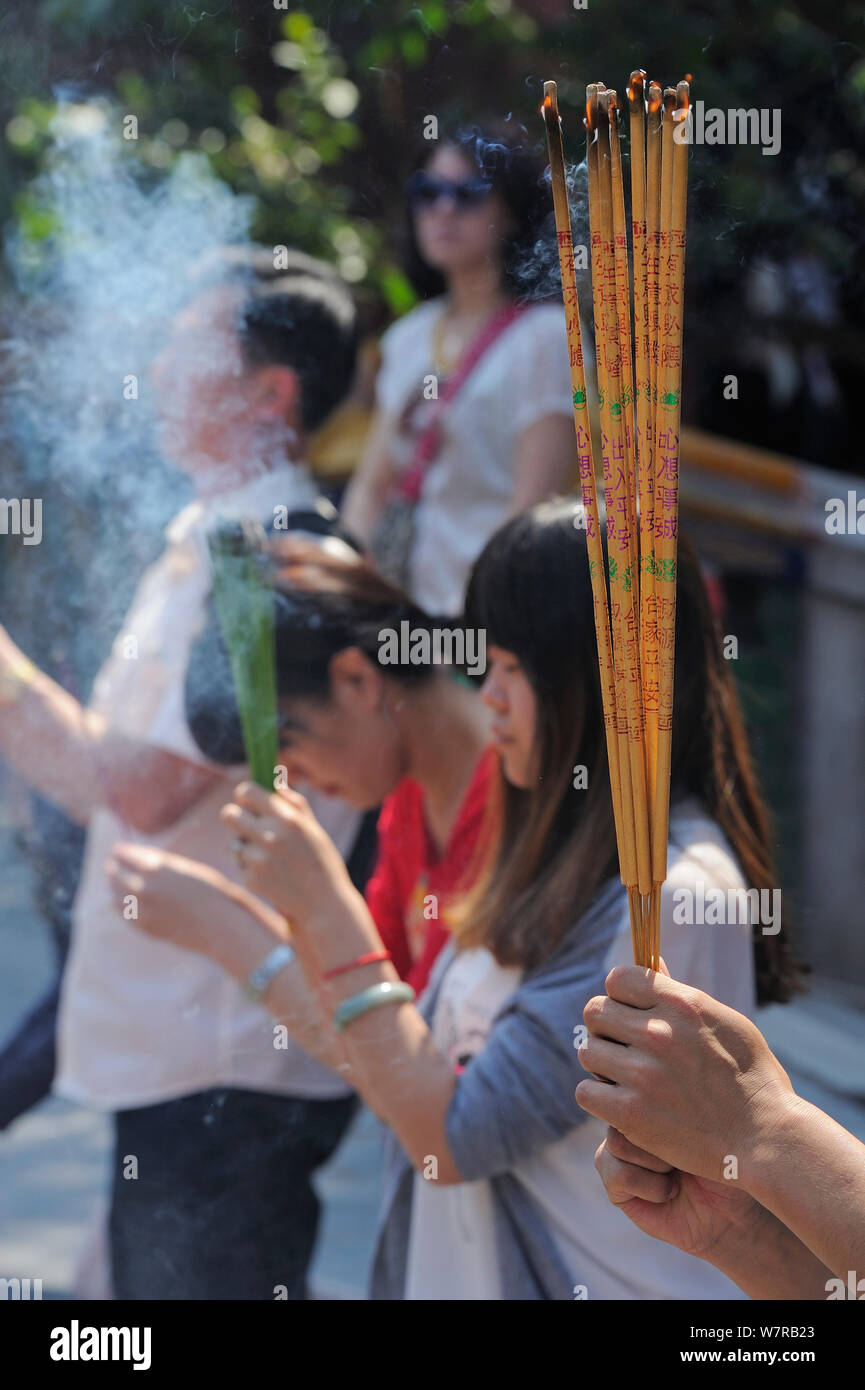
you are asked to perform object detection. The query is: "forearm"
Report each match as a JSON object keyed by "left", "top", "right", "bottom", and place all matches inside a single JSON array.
[
  {"left": 742, "top": 1094, "right": 865, "bottom": 1281},
  {"left": 0, "top": 631, "right": 220, "bottom": 831},
  {"left": 298, "top": 890, "right": 461, "bottom": 1179},
  {"left": 509, "top": 416, "right": 576, "bottom": 515},
  {"left": 204, "top": 884, "right": 351, "bottom": 1076},
  {"left": 0, "top": 635, "right": 105, "bottom": 822},
  {"left": 704, "top": 1197, "right": 836, "bottom": 1300},
  {"left": 340, "top": 476, "right": 376, "bottom": 545},
  {"left": 340, "top": 411, "right": 395, "bottom": 545}
]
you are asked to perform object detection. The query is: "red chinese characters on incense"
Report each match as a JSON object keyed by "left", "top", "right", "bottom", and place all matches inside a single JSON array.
[{"left": 542, "top": 73, "right": 690, "bottom": 969}]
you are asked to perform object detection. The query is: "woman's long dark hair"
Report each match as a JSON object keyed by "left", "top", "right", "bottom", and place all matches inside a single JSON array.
[
  {"left": 457, "top": 497, "right": 804, "bottom": 1006},
  {"left": 403, "top": 120, "right": 551, "bottom": 302}
]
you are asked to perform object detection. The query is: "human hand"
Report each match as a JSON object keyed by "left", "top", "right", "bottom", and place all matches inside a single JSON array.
[
  {"left": 221, "top": 781, "right": 353, "bottom": 928},
  {"left": 594, "top": 1126, "right": 761, "bottom": 1261},
  {"left": 106, "top": 842, "right": 244, "bottom": 957},
  {"left": 575, "top": 965, "right": 796, "bottom": 1189}
]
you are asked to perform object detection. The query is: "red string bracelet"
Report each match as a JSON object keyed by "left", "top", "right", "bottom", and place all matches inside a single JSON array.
[{"left": 322, "top": 950, "right": 392, "bottom": 982}]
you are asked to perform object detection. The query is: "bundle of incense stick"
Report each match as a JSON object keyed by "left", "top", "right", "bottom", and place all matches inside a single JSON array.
[
  {"left": 208, "top": 519, "right": 279, "bottom": 791},
  {"left": 542, "top": 74, "right": 690, "bottom": 969}
]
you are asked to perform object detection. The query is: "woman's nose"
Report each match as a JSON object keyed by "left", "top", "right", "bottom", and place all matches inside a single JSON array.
[{"left": 480, "top": 672, "right": 506, "bottom": 711}]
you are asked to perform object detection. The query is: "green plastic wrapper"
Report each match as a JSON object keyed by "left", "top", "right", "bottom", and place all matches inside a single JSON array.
[{"left": 207, "top": 518, "right": 278, "bottom": 791}]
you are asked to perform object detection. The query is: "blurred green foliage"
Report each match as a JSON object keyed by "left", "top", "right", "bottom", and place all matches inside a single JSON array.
[{"left": 0, "top": 0, "right": 864, "bottom": 443}]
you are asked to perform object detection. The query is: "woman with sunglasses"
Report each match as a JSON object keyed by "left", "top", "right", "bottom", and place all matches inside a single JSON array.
[{"left": 342, "top": 122, "right": 576, "bottom": 617}]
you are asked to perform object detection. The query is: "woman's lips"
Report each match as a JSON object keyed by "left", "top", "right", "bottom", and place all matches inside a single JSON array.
[{"left": 491, "top": 727, "right": 514, "bottom": 747}]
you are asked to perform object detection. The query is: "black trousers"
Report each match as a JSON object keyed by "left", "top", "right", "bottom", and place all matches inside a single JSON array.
[{"left": 110, "top": 1087, "right": 357, "bottom": 1300}]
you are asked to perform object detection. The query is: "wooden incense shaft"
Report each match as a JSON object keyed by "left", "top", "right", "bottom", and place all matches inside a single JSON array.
[
  {"left": 629, "top": 74, "right": 654, "bottom": 684},
  {"left": 642, "top": 81, "right": 664, "bottom": 819},
  {"left": 645, "top": 80, "right": 663, "bottom": 527},
  {"left": 541, "top": 82, "right": 628, "bottom": 883},
  {"left": 650, "top": 82, "right": 689, "bottom": 892},
  {"left": 606, "top": 92, "right": 641, "bottom": 606},
  {"left": 594, "top": 93, "right": 652, "bottom": 898},
  {"left": 585, "top": 83, "right": 639, "bottom": 904},
  {"left": 607, "top": 91, "right": 652, "bottom": 934}
]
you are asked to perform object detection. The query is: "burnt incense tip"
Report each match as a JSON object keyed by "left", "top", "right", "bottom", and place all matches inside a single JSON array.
[
  {"left": 647, "top": 82, "right": 663, "bottom": 114},
  {"left": 663, "top": 87, "right": 676, "bottom": 114},
  {"left": 585, "top": 84, "right": 599, "bottom": 133},
  {"left": 628, "top": 70, "right": 646, "bottom": 107},
  {"left": 543, "top": 79, "right": 559, "bottom": 118}
]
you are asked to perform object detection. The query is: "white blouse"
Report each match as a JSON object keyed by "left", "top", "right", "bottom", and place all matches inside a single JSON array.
[{"left": 375, "top": 298, "right": 574, "bottom": 616}]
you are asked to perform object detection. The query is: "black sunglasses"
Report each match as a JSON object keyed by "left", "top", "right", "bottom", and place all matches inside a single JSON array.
[{"left": 405, "top": 170, "right": 494, "bottom": 210}]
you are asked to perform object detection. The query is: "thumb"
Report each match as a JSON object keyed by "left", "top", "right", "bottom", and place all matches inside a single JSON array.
[{"left": 656, "top": 955, "right": 671, "bottom": 978}]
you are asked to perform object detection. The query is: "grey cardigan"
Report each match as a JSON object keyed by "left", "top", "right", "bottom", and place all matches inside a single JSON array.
[{"left": 369, "top": 875, "right": 625, "bottom": 1300}]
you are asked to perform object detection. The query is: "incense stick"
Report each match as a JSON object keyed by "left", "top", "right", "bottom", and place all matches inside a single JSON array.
[
  {"left": 649, "top": 80, "right": 690, "bottom": 967},
  {"left": 585, "top": 84, "right": 640, "bottom": 929},
  {"left": 641, "top": 79, "right": 665, "bottom": 963},
  {"left": 586, "top": 92, "right": 646, "bottom": 958},
  {"left": 597, "top": 90, "right": 652, "bottom": 907},
  {"left": 542, "top": 80, "right": 635, "bottom": 954}
]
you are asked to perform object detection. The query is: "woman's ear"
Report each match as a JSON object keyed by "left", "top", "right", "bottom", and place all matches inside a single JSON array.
[
  {"left": 249, "top": 363, "right": 301, "bottom": 425},
  {"left": 327, "top": 646, "right": 385, "bottom": 711}
]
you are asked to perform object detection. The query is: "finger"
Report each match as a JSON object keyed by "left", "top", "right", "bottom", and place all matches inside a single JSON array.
[
  {"left": 657, "top": 955, "right": 671, "bottom": 978},
  {"left": 574, "top": 1076, "right": 631, "bottom": 1126},
  {"left": 234, "top": 845, "right": 269, "bottom": 869},
  {"left": 116, "top": 871, "right": 145, "bottom": 899},
  {"left": 104, "top": 859, "right": 136, "bottom": 891},
  {"left": 604, "top": 1126, "right": 674, "bottom": 1173},
  {"left": 220, "top": 806, "right": 283, "bottom": 846},
  {"left": 233, "top": 780, "right": 306, "bottom": 818},
  {"left": 109, "top": 842, "right": 153, "bottom": 871},
  {"left": 231, "top": 781, "right": 275, "bottom": 814},
  {"left": 273, "top": 780, "right": 307, "bottom": 810},
  {"left": 583, "top": 994, "right": 650, "bottom": 1044},
  {"left": 603, "top": 964, "right": 662, "bottom": 1008},
  {"left": 595, "top": 1142, "right": 679, "bottom": 1205},
  {"left": 578, "top": 1035, "right": 634, "bottom": 1084}
]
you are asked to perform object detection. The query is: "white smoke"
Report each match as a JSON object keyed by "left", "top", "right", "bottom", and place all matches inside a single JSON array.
[{"left": 0, "top": 96, "right": 255, "bottom": 679}]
